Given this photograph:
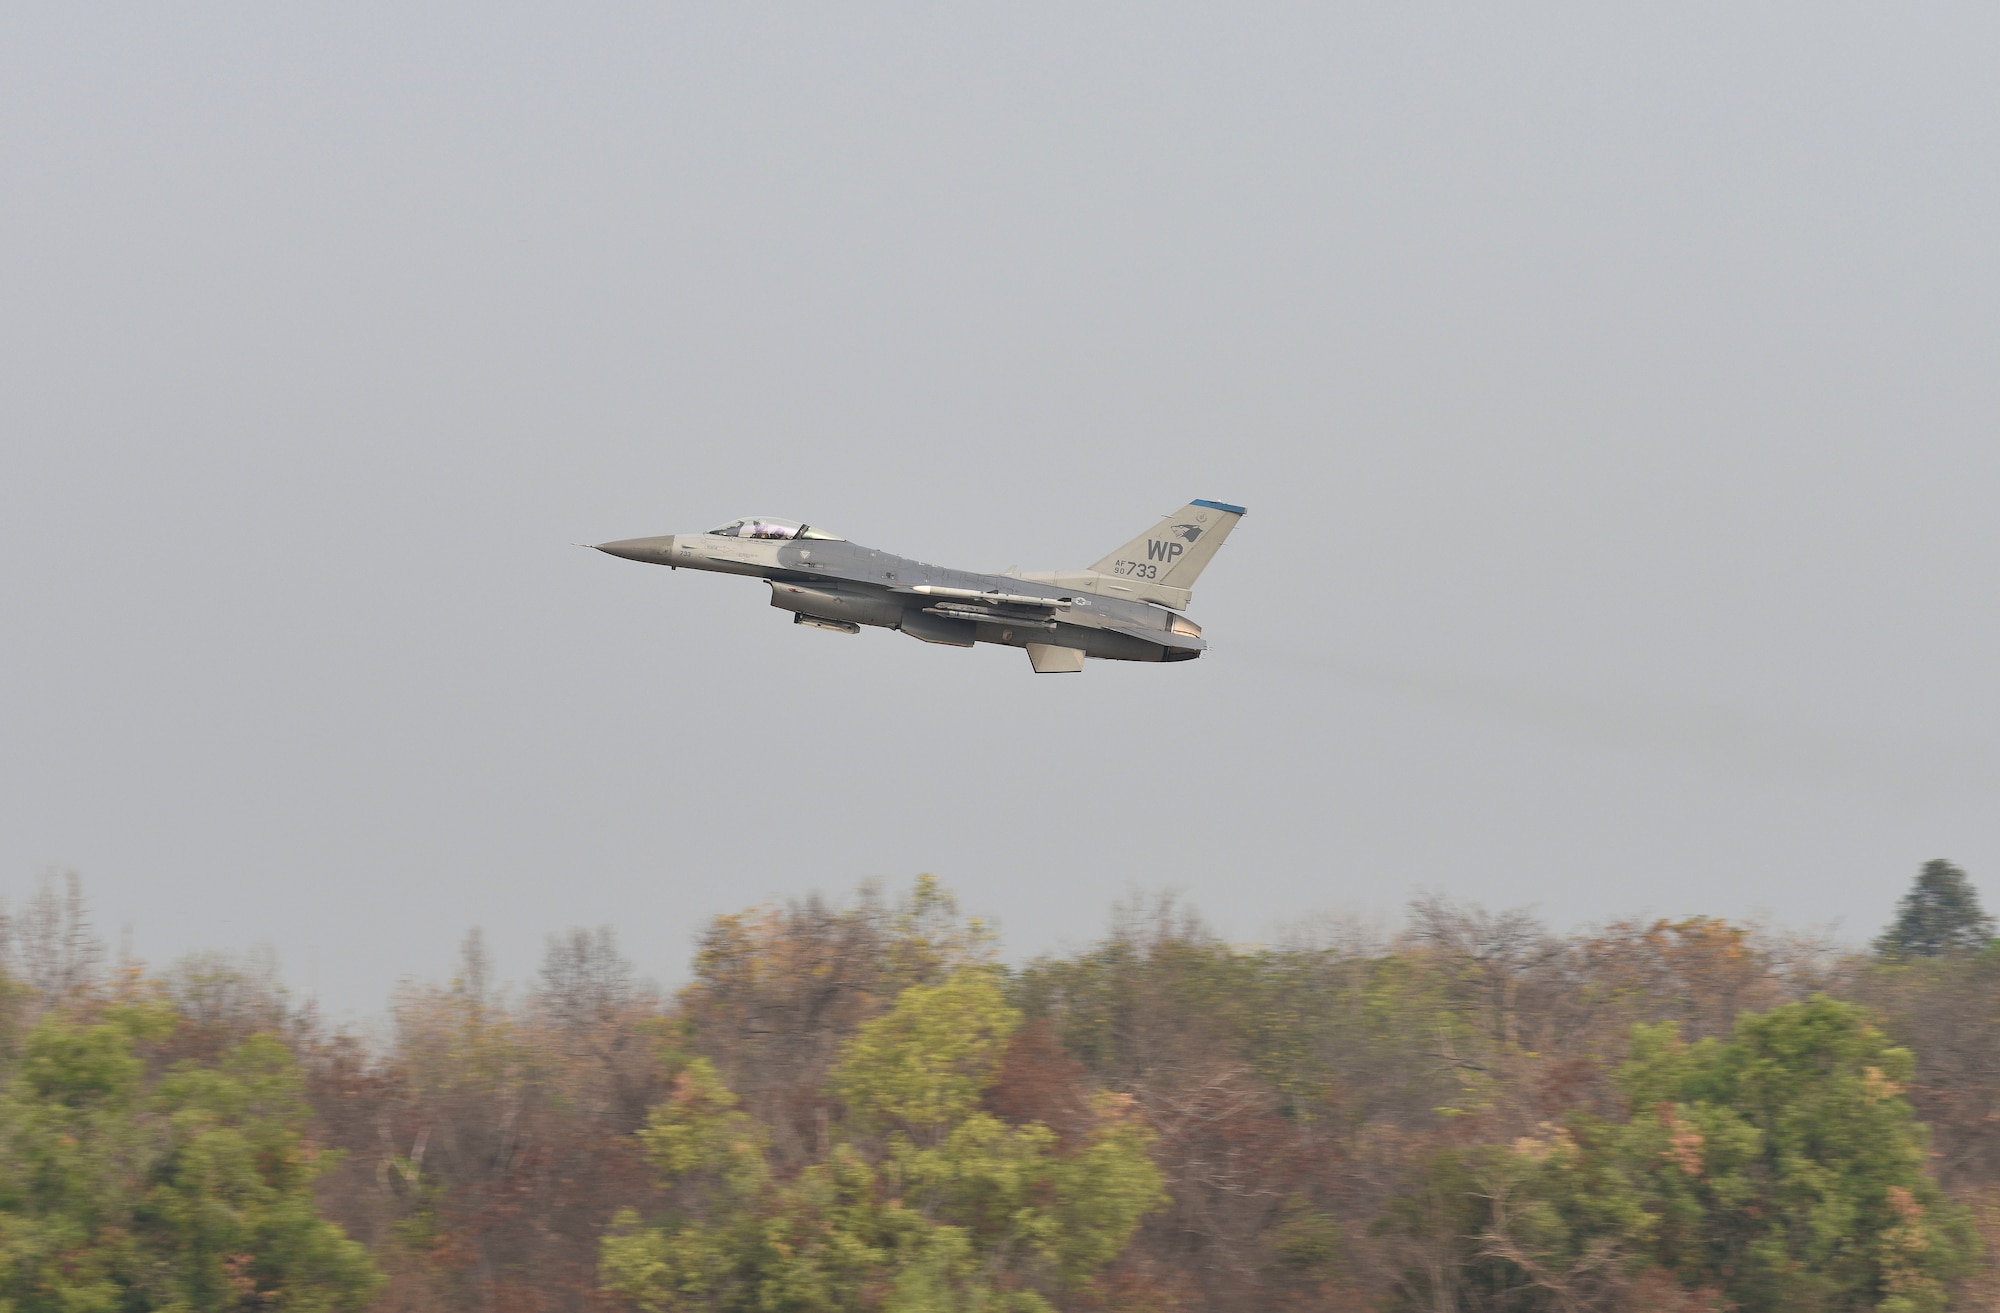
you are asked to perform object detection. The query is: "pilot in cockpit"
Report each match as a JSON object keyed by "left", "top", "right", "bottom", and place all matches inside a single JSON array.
[{"left": 708, "top": 517, "right": 844, "bottom": 542}]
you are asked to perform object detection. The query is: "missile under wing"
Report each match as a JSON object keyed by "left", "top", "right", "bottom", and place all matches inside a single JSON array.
[{"left": 592, "top": 500, "right": 1245, "bottom": 673}]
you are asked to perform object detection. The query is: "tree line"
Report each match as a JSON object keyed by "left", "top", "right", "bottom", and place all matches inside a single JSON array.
[{"left": 0, "top": 862, "right": 1996, "bottom": 1311}]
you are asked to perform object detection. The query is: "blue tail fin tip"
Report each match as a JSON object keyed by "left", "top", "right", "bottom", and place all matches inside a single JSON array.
[{"left": 1192, "top": 499, "right": 1247, "bottom": 516}]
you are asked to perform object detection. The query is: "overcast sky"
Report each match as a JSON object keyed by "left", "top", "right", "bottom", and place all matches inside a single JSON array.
[{"left": 4, "top": 4, "right": 1996, "bottom": 1019}]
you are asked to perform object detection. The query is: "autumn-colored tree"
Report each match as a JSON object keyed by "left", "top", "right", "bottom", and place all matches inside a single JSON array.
[
  {"left": 675, "top": 876, "right": 994, "bottom": 1174},
  {"left": 1856, "top": 941, "right": 2000, "bottom": 1191},
  {"left": 1015, "top": 897, "right": 1436, "bottom": 1309},
  {"left": 317, "top": 927, "right": 672, "bottom": 1313}
]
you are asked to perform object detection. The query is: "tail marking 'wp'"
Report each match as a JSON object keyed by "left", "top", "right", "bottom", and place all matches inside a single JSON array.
[{"left": 1084, "top": 499, "right": 1246, "bottom": 606}]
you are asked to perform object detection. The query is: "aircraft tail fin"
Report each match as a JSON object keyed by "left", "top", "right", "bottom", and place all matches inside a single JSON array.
[{"left": 1087, "top": 499, "right": 1245, "bottom": 597}]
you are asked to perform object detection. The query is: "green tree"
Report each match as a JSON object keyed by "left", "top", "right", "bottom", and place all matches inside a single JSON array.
[
  {"left": 0, "top": 1003, "right": 381, "bottom": 1313},
  {"left": 1876, "top": 859, "right": 1994, "bottom": 959},
  {"left": 602, "top": 970, "right": 1165, "bottom": 1312},
  {"left": 1429, "top": 998, "right": 1977, "bottom": 1312}
]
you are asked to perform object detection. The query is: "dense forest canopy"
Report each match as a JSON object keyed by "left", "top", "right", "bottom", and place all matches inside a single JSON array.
[{"left": 0, "top": 866, "right": 1995, "bottom": 1311}]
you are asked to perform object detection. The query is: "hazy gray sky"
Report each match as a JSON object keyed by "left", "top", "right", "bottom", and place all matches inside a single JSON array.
[{"left": 4, "top": 4, "right": 1996, "bottom": 1018}]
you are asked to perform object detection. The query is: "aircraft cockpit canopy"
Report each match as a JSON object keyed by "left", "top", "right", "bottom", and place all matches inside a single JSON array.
[{"left": 707, "top": 517, "right": 845, "bottom": 542}]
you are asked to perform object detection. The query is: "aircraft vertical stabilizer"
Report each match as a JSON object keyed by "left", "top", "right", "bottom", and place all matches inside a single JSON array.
[{"left": 1086, "top": 499, "right": 1245, "bottom": 599}]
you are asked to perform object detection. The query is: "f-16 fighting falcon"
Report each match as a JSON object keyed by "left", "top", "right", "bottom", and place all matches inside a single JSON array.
[{"left": 592, "top": 499, "right": 1245, "bottom": 673}]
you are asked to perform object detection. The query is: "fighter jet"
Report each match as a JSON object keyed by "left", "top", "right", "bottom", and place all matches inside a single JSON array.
[{"left": 592, "top": 499, "right": 1246, "bottom": 673}]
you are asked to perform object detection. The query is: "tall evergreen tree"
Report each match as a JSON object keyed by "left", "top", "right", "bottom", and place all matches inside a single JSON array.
[{"left": 1876, "top": 859, "right": 1995, "bottom": 958}]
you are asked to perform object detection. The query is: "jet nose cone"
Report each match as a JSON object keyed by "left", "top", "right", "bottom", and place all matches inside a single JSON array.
[{"left": 593, "top": 535, "right": 677, "bottom": 565}]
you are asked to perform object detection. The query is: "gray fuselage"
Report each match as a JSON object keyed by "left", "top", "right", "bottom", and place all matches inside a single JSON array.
[{"left": 594, "top": 530, "right": 1204, "bottom": 663}]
